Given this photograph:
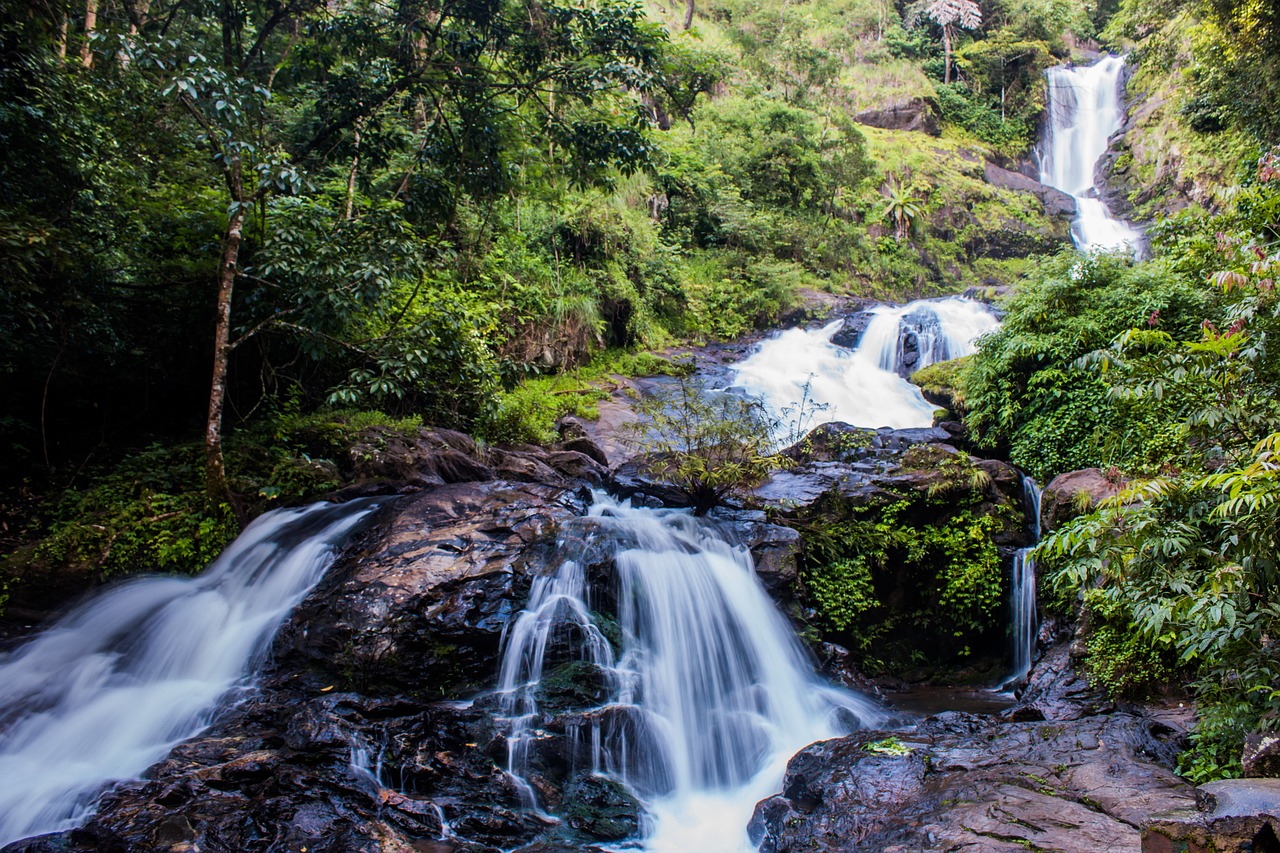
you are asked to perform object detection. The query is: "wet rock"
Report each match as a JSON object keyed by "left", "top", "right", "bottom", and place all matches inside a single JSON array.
[
  {"left": 830, "top": 311, "right": 874, "bottom": 349},
  {"left": 1042, "top": 467, "right": 1123, "bottom": 532},
  {"left": 750, "top": 712, "right": 1194, "bottom": 853},
  {"left": 281, "top": 481, "right": 585, "bottom": 697},
  {"left": 557, "top": 418, "right": 610, "bottom": 468},
  {"left": 349, "top": 426, "right": 496, "bottom": 485},
  {"left": 853, "top": 98, "right": 939, "bottom": 135},
  {"left": 984, "top": 162, "right": 1078, "bottom": 218},
  {"left": 561, "top": 776, "right": 641, "bottom": 841},
  {"left": 705, "top": 509, "right": 801, "bottom": 595},
  {"left": 1002, "top": 642, "right": 1113, "bottom": 721},
  {"left": 544, "top": 450, "right": 607, "bottom": 485},
  {"left": 1143, "top": 779, "right": 1280, "bottom": 853},
  {"left": 1245, "top": 732, "right": 1280, "bottom": 778}
]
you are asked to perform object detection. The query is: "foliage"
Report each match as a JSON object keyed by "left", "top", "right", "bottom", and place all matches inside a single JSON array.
[
  {"left": 963, "top": 249, "right": 1212, "bottom": 481},
  {"left": 623, "top": 379, "right": 788, "bottom": 514},
  {"left": 799, "top": 493, "right": 1005, "bottom": 673},
  {"left": 1030, "top": 162, "right": 1280, "bottom": 779}
]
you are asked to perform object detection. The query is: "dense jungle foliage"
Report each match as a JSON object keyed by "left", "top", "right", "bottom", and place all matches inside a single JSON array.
[
  {"left": 954, "top": 0, "right": 1280, "bottom": 773},
  {"left": 4, "top": 0, "right": 1280, "bottom": 787}
]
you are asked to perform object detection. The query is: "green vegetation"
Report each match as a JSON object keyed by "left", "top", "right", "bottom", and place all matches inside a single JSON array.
[
  {"left": 959, "top": 152, "right": 1280, "bottom": 779},
  {"left": 623, "top": 379, "right": 789, "bottom": 514},
  {"left": 797, "top": 454, "right": 1013, "bottom": 675}
]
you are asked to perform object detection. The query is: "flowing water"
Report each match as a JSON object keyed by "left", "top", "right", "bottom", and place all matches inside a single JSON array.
[
  {"left": 496, "top": 494, "right": 886, "bottom": 852},
  {"left": 731, "top": 296, "right": 999, "bottom": 432},
  {"left": 1003, "top": 476, "right": 1042, "bottom": 690},
  {"left": 0, "top": 499, "right": 377, "bottom": 847},
  {"left": 1039, "top": 55, "right": 1143, "bottom": 253}
]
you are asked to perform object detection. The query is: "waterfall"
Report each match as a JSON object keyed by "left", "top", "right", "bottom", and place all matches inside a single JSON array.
[
  {"left": 1039, "top": 55, "right": 1143, "bottom": 253},
  {"left": 730, "top": 296, "right": 999, "bottom": 432},
  {"left": 0, "top": 499, "right": 378, "bottom": 848},
  {"left": 1002, "top": 476, "right": 1042, "bottom": 690},
  {"left": 496, "top": 494, "right": 884, "bottom": 851}
]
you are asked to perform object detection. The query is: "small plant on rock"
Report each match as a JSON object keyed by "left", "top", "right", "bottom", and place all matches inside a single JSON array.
[{"left": 624, "top": 379, "right": 789, "bottom": 514}]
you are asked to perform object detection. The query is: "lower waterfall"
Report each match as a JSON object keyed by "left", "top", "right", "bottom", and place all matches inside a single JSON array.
[
  {"left": 0, "top": 499, "right": 378, "bottom": 848},
  {"left": 1003, "top": 476, "right": 1042, "bottom": 690},
  {"left": 496, "top": 494, "right": 885, "bottom": 851}
]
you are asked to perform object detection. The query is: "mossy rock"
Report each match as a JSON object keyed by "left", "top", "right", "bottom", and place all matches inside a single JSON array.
[
  {"left": 536, "top": 660, "right": 612, "bottom": 714},
  {"left": 562, "top": 775, "right": 642, "bottom": 841}
]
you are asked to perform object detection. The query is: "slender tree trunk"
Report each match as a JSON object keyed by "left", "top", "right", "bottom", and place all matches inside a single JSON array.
[
  {"left": 56, "top": 15, "right": 68, "bottom": 58},
  {"left": 344, "top": 125, "right": 361, "bottom": 220},
  {"left": 206, "top": 191, "right": 246, "bottom": 503},
  {"left": 683, "top": 0, "right": 694, "bottom": 30},
  {"left": 942, "top": 26, "right": 952, "bottom": 84},
  {"left": 80, "top": 0, "right": 97, "bottom": 67}
]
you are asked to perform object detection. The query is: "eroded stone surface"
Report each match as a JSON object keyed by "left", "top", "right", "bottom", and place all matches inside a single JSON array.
[{"left": 750, "top": 712, "right": 1195, "bottom": 853}]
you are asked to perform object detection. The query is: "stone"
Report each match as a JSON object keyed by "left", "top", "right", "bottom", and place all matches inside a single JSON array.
[
  {"left": 853, "top": 98, "right": 939, "bottom": 135},
  {"left": 830, "top": 311, "right": 874, "bottom": 349},
  {"left": 1246, "top": 732, "right": 1280, "bottom": 778},
  {"left": 1041, "top": 467, "right": 1123, "bottom": 532},
  {"left": 983, "top": 162, "right": 1078, "bottom": 218},
  {"left": 750, "top": 712, "right": 1194, "bottom": 853},
  {"left": 1143, "top": 779, "right": 1280, "bottom": 853},
  {"left": 280, "top": 480, "right": 585, "bottom": 697}
]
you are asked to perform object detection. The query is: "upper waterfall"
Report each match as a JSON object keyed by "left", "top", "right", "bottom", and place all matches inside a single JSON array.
[{"left": 1039, "top": 55, "right": 1143, "bottom": 253}]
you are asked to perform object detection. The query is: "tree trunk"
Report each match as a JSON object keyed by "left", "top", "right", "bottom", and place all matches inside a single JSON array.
[
  {"left": 942, "top": 26, "right": 952, "bottom": 84},
  {"left": 683, "top": 0, "right": 694, "bottom": 30},
  {"left": 206, "top": 195, "right": 246, "bottom": 504},
  {"left": 343, "top": 125, "right": 361, "bottom": 220},
  {"left": 80, "top": 0, "right": 97, "bottom": 67},
  {"left": 56, "top": 15, "right": 68, "bottom": 58}
]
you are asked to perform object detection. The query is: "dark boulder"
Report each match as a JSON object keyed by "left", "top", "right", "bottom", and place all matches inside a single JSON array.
[
  {"left": 750, "top": 711, "right": 1194, "bottom": 853},
  {"left": 853, "top": 98, "right": 940, "bottom": 135}
]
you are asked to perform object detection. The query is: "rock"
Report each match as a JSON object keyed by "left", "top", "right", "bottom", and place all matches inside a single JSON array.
[
  {"left": 349, "top": 426, "right": 496, "bottom": 485},
  {"left": 543, "top": 449, "right": 607, "bottom": 485},
  {"left": 750, "top": 712, "right": 1194, "bottom": 853},
  {"left": 491, "top": 449, "right": 568, "bottom": 487},
  {"left": 561, "top": 776, "right": 641, "bottom": 841},
  {"left": 557, "top": 417, "right": 610, "bottom": 467},
  {"left": 1245, "top": 732, "right": 1280, "bottom": 778},
  {"left": 1041, "top": 467, "right": 1123, "bottom": 532},
  {"left": 280, "top": 480, "right": 585, "bottom": 697},
  {"left": 830, "top": 311, "right": 874, "bottom": 349},
  {"left": 705, "top": 508, "right": 801, "bottom": 595},
  {"left": 984, "top": 162, "right": 1078, "bottom": 218},
  {"left": 1143, "top": 779, "right": 1280, "bottom": 853},
  {"left": 853, "top": 98, "right": 939, "bottom": 135},
  {"left": 1002, "top": 642, "right": 1113, "bottom": 721}
]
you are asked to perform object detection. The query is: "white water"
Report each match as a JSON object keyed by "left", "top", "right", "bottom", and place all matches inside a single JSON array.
[
  {"left": 1003, "top": 476, "right": 1042, "bottom": 690},
  {"left": 496, "top": 494, "right": 885, "bottom": 852},
  {"left": 1040, "top": 55, "right": 1143, "bottom": 253},
  {"left": 0, "top": 500, "right": 376, "bottom": 847},
  {"left": 731, "top": 297, "right": 999, "bottom": 432}
]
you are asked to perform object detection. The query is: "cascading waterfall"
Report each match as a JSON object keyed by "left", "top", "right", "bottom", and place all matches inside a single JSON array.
[
  {"left": 496, "top": 494, "right": 885, "bottom": 851},
  {"left": 0, "top": 499, "right": 378, "bottom": 848},
  {"left": 1039, "top": 55, "right": 1143, "bottom": 253},
  {"left": 1002, "top": 476, "right": 1042, "bottom": 690},
  {"left": 731, "top": 296, "right": 999, "bottom": 432}
]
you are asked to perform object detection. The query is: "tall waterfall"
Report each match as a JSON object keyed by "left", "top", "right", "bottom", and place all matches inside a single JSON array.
[
  {"left": 731, "top": 296, "right": 999, "bottom": 432},
  {"left": 0, "top": 499, "right": 377, "bottom": 848},
  {"left": 1003, "top": 476, "right": 1042, "bottom": 690},
  {"left": 496, "top": 494, "right": 884, "bottom": 851},
  {"left": 1039, "top": 55, "right": 1143, "bottom": 253}
]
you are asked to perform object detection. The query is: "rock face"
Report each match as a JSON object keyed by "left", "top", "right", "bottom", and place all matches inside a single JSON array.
[
  {"left": 853, "top": 98, "right": 940, "bottom": 135},
  {"left": 984, "top": 161, "right": 1078, "bottom": 219},
  {"left": 283, "top": 481, "right": 587, "bottom": 698},
  {"left": 1246, "top": 732, "right": 1280, "bottom": 779},
  {"left": 1143, "top": 778, "right": 1280, "bottom": 853},
  {"left": 749, "top": 711, "right": 1195, "bottom": 853},
  {"left": 1041, "top": 467, "right": 1123, "bottom": 532}
]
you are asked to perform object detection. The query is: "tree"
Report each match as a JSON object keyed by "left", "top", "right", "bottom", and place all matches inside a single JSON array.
[
  {"left": 882, "top": 176, "right": 922, "bottom": 241},
  {"left": 624, "top": 379, "right": 789, "bottom": 514},
  {"left": 924, "top": 0, "right": 981, "bottom": 84}
]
